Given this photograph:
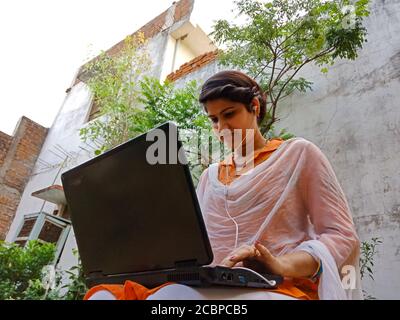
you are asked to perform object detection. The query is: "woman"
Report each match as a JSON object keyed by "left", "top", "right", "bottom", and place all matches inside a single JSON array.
[{"left": 85, "top": 70, "right": 362, "bottom": 300}]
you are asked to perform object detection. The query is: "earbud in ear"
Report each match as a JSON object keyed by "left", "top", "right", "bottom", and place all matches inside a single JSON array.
[{"left": 252, "top": 105, "right": 259, "bottom": 117}]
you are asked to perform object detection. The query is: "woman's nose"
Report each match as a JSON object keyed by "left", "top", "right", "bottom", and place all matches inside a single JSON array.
[{"left": 217, "top": 118, "right": 229, "bottom": 132}]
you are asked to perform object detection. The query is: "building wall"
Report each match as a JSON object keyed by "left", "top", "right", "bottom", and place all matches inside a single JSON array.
[
  {"left": 160, "top": 35, "right": 178, "bottom": 81},
  {"left": 170, "top": 0, "right": 400, "bottom": 299},
  {"left": 5, "top": 82, "right": 96, "bottom": 269},
  {"left": 0, "top": 132, "right": 12, "bottom": 169},
  {"left": 173, "top": 41, "right": 197, "bottom": 74},
  {"left": 0, "top": 117, "right": 48, "bottom": 239},
  {"left": 167, "top": 50, "right": 219, "bottom": 83},
  {"left": 160, "top": 35, "right": 198, "bottom": 81}
]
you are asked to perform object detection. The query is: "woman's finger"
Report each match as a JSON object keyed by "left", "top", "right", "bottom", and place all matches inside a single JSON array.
[
  {"left": 228, "top": 245, "right": 258, "bottom": 264},
  {"left": 254, "top": 241, "right": 274, "bottom": 261},
  {"left": 254, "top": 241, "right": 286, "bottom": 276}
]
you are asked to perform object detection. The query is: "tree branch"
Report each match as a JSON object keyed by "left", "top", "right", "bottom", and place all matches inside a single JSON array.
[
  {"left": 277, "top": 22, "right": 306, "bottom": 54},
  {"left": 267, "top": 45, "right": 278, "bottom": 94},
  {"left": 262, "top": 47, "right": 335, "bottom": 135},
  {"left": 275, "top": 47, "right": 335, "bottom": 103},
  {"left": 254, "top": 57, "right": 275, "bottom": 79}
]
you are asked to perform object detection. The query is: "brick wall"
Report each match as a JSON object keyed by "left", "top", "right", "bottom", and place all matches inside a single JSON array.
[
  {"left": 0, "top": 117, "right": 48, "bottom": 239},
  {"left": 174, "top": 0, "right": 193, "bottom": 22},
  {"left": 166, "top": 50, "right": 219, "bottom": 82},
  {"left": 0, "top": 131, "right": 12, "bottom": 169}
]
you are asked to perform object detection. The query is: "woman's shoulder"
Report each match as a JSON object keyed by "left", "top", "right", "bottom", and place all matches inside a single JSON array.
[
  {"left": 278, "top": 137, "right": 325, "bottom": 161},
  {"left": 283, "top": 138, "right": 332, "bottom": 171},
  {"left": 278, "top": 136, "right": 312, "bottom": 151}
]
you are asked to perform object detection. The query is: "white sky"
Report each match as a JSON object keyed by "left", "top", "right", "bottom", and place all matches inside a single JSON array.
[{"left": 0, "top": 0, "right": 236, "bottom": 135}]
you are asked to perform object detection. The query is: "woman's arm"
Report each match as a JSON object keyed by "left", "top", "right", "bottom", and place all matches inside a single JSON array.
[
  {"left": 301, "top": 142, "right": 360, "bottom": 269},
  {"left": 273, "top": 249, "right": 320, "bottom": 279}
]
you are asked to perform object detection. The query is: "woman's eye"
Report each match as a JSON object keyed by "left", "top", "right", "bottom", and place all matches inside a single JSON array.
[
  {"left": 224, "top": 112, "right": 234, "bottom": 118},
  {"left": 210, "top": 118, "right": 218, "bottom": 123}
]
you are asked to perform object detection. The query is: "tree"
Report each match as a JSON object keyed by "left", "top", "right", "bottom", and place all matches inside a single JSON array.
[
  {"left": 0, "top": 241, "right": 57, "bottom": 300},
  {"left": 79, "top": 33, "right": 151, "bottom": 154},
  {"left": 138, "top": 77, "right": 218, "bottom": 181},
  {"left": 211, "top": 0, "right": 370, "bottom": 135}
]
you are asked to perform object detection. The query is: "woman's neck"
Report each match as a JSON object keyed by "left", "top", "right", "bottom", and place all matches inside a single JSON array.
[{"left": 233, "top": 130, "right": 267, "bottom": 164}]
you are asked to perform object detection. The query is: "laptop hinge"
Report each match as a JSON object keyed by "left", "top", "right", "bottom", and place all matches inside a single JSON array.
[{"left": 175, "top": 259, "right": 198, "bottom": 269}]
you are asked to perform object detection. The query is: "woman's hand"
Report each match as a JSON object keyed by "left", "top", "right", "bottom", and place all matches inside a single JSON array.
[
  {"left": 219, "top": 241, "right": 287, "bottom": 276},
  {"left": 219, "top": 241, "right": 320, "bottom": 279}
]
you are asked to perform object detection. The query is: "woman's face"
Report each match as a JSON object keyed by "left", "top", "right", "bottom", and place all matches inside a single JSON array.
[{"left": 205, "top": 98, "right": 259, "bottom": 150}]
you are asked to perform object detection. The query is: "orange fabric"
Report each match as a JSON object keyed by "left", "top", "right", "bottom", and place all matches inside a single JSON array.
[
  {"left": 84, "top": 279, "right": 318, "bottom": 301},
  {"left": 218, "top": 138, "right": 284, "bottom": 185},
  {"left": 270, "top": 278, "right": 319, "bottom": 300},
  {"left": 84, "top": 281, "right": 174, "bottom": 300}
]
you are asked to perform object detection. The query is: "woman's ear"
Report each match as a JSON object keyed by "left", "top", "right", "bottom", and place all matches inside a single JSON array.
[{"left": 252, "top": 98, "right": 260, "bottom": 117}]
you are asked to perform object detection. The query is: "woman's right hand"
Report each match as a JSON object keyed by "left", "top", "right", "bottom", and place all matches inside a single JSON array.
[{"left": 219, "top": 242, "right": 287, "bottom": 276}]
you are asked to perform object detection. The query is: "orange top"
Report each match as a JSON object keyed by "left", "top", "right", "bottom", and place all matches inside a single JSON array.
[{"left": 218, "top": 138, "right": 285, "bottom": 185}]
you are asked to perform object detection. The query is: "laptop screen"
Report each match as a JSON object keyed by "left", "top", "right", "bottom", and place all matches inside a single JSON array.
[{"left": 62, "top": 122, "right": 213, "bottom": 277}]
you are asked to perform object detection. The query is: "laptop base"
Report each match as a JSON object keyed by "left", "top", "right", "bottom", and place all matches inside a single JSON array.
[{"left": 87, "top": 265, "right": 283, "bottom": 289}]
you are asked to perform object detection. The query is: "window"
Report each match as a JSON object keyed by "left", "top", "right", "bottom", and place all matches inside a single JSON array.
[
  {"left": 13, "top": 212, "right": 71, "bottom": 263},
  {"left": 88, "top": 99, "right": 101, "bottom": 122}
]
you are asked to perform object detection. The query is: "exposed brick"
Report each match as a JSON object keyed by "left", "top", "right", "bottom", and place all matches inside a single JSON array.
[
  {"left": 0, "top": 117, "right": 48, "bottom": 240},
  {"left": 167, "top": 50, "right": 220, "bottom": 82},
  {"left": 0, "top": 131, "right": 12, "bottom": 169},
  {"left": 174, "top": 0, "right": 194, "bottom": 22}
]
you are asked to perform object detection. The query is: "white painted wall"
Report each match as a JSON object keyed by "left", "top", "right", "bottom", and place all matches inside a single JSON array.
[
  {"left": 160, "top": 21, "right": 217, "bottom": 82},
  {"left": 160, "top": 35, "right": 178, "bottom": 81},
  {"left": 174, "top": 40, "right": 197, "bottom": 72},
  {"left": 5, "top": 82, "right": 94, "bottom": 265}
]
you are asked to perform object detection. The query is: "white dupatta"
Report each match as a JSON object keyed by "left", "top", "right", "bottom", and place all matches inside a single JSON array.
[{"left": 196, "top": 137, "right": 363, "bottom": 300}]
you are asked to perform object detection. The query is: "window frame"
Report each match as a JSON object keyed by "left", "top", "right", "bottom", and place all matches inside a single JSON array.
[{"left": 13, "top": 212, "right": 71, "bottom": 264}]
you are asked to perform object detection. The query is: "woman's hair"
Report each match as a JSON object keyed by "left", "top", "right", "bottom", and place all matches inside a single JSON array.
[{"left": 199, "top": 70, "right": 267, "bottom": 124}]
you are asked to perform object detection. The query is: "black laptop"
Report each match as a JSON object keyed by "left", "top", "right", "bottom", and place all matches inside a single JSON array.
[{"left": 61, "top": 121, "right": 282, "bottom": 289}]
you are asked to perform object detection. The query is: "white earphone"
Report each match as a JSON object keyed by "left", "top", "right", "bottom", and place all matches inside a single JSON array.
[
  {"left": 224, "top": 165, "right": 239, "bottom": 249},
  {"left": 221, "top": 103, "right": 258, "bottom": 249},
  {"left": 223, "top": 129, "right": 252, "bottom": 250}
]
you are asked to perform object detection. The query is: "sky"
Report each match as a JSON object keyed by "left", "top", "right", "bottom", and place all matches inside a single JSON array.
[{"left": 0, "top": 0, "right": 237, "bottom": 135}]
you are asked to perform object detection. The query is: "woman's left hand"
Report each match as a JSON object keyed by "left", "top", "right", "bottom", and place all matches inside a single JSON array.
[{"left": 219, "top": 241, "right": 287, "bottom": 276}]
